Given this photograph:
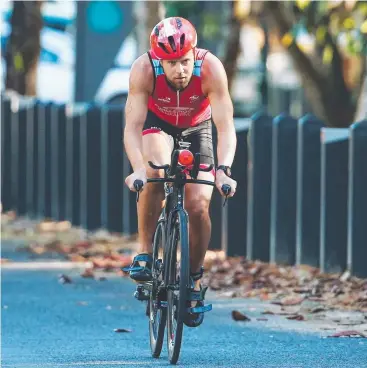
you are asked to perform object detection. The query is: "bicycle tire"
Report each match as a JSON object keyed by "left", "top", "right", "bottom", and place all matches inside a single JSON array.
[
  {"left": 149, "top": 220, "right": 167, "bottom": 358},
  {"left": 166, "top": 209, "right": 190, "bottom": 365}
]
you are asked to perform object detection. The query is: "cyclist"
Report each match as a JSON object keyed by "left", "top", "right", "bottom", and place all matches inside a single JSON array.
[{"left": 123, "top": 17, "right": 237, "bottom": 327}]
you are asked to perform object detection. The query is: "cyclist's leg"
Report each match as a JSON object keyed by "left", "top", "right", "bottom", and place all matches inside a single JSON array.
[
  {"left": 138, "top": 114, "right": 173, "bottom": 254},
  {"left": 185, "top": 171, "right": 214, "bottom": 275},
  {"left": 182, "top": 120, "right": 215, "bottom": 276},
  {"left": 126, "top": 113, "right": 174, "bottom": 281},
  {"left": 180, "top": 121, "right": 215, "bottom": 326}
]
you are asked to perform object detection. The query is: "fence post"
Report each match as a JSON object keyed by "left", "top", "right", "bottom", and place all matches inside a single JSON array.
[
  {"left": 100, "top": 106, "right": 109, "bottom": 229},
  {"left": 246, "top": 112, "right": 273, "bottom": 262},
  {"left": 44, "top": 103, "right": 54, "bottom": 219},
  {"left": 65, "top": 105, "right": 88, "bottom": 227},
  {"left": 209, "top": 126, "right": 222, "bottom": 250},
  {"left": 225, "top": 119, "right": 251, "bottom": 257},
  {"left": 26, "top": 101, "right": 36, "bottom": 217},
  {"left": 105, "top": 106, "right": 124, "bottom": 233},
  {"left": 83, "top": 105, "right": 103, "bottom": 230},
  {"left": 37, "top": 102, "right": 47, "bottom": 219},
  {"left": 320, "top": 128, "right": 349, "bottom": 273},
  {"left": 270, "top": 113, "right": 298, "bottom": 265},
  {"left": 1, "top": 96, "right": 12, "bottom": 212},
  {"left": 10, "top": 97, "right": 20, "bottom": 214},
  {"left": 9, "top": 96, "right": 34, "bottom": 216},
  {"left": 55, "top": 105, "right": 67, "bottom": 221},
  {"left": 50, "top": 104, "right": 59, "bottom": 220},
  {"left": 296, "top": 114, "right": 324, "bottom": 267},
  {"left": 347, "top": 120, "right": 367, "bottom": 278}
]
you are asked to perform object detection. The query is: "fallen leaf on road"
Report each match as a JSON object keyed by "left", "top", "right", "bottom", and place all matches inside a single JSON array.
[
  {"left": 308, "top": 297, "right": 325, "bottom": 302},
  {"left": 81, "top": 268, "right": 95, "bottom": 278},
  {"left": 114, "top": 328, "right": 132, "bottom": 333},
  {"left": 340, "top": 271, "right": 351, "bottom": 283},
  {"left": 261, "top": 310, "right": 275, "bottom": 315},
  {"left": 77, "top": 301, "right": 88, "bottom": 306},
  {"left": 58, "top": 274, "right": 72, "bottom": 284},
  {"left": 310, "top": 306, "right": 326, "bottom": 314},
  {"left": 286, "top": 314, "right": 305, "bottom": 321},
  {"left": 232, "top": 310, "right": 251, "bottom": 322},
  {"left": 328, "top": 330, "right": 366, "bottom": 338},
  {"left": 272, "top": 295, "right": 305, "bottom": 306}
]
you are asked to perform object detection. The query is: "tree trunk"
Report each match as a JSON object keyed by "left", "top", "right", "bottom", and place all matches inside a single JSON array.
[
  {"left": 5, "top": 1, "right": 43, "bottom": 96},
  {"left": 264, "top": 2, "right": 365, "bottom": 127},
  {"left": 222, "top": 1, "right": 242, "bottom": 92},
  {"left": 134, "top": 1, "right": 162, "bottom": 55}
]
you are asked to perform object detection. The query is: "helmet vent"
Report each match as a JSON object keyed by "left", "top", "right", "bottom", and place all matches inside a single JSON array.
[
  {"left": 168, "top": 36, "right": 176, "bottom": 52},
  {"left": 158, "top": 42, "right": 170, "bottom": 54},
  {"left": 180, "top": 34, "right": 185, "bottom": 50}
]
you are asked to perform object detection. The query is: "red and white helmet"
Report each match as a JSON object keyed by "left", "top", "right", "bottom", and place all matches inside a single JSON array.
[{"left": 150, "top": 17, "right": 197, "bottom": 60}]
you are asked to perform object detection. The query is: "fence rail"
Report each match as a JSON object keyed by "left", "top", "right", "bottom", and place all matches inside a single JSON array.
[{"left": 1, "top": 94, "right": 366, "bottom": 278}]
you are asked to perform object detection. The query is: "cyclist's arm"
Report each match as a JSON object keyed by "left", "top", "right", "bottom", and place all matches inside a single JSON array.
[
  {"left": 202, "top": 53, "right": 236, "bottom": 167},
  {"left": 123, "top": 55, "right": 152, "bottom": 171}
]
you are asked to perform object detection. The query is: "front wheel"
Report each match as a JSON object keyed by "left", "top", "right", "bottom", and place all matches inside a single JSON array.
[
  {"left": 149, "top": 220, "right": 167, "bottom": 358},
  {"left": 166, "top": 210, "right": 190, "bottom": 365}
]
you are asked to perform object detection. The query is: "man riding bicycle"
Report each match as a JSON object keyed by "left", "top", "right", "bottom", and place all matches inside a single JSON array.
[{"left": 123, "top": 16, "right": 237, "bottom": 327}]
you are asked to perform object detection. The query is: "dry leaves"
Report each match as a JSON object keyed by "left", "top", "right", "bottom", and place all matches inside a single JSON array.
[
  {"left": 232, "top": 310, "right": 251, "bottom": 322},
  {"left": 58, "top": 274, "right": 72, "bottom": 284},
  {"left": 1, "top": 213, "right": 136, "bottom": 273},
  {"left": 2, "top": 212, "right": 367, "bottom": 316},
  {"left": 328, "top": 330, "right": 366, "bottom": 338},
  {"left": 286, "top": 314, "right": 305, "bottom": 321},
  {"left": 114, "top": 328, "right": 132, "bottom": 333},
  {"left": 202, "top": 257, "right": 367, "bottom": 313}
]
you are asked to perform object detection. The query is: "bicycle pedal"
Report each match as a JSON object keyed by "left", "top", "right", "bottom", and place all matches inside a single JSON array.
[
  {"left": 188, "top": 304, "right": 212, "bottom": 314},
  {"left": 134, "top": 285, "right": 150, "bottom": 301}
]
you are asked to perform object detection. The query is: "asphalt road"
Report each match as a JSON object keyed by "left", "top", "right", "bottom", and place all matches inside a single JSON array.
[{"left": 2, "top": 268, "right": 367, "bottom": 368}]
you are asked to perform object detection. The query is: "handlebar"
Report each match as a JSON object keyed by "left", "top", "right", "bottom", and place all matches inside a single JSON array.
[
  {"left": 147, "top": 161, "right": 214, "bottom": 174},
  {"left": 133, "top": 178, "right": 232, "bottom": 206},
  {"left": 133, "top": 150, "right": 232, "bottom": 205}
]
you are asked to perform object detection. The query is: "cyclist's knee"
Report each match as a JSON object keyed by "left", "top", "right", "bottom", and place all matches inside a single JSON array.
[{"left": 185, "top": 198, "right": 210, "bottom": 218}]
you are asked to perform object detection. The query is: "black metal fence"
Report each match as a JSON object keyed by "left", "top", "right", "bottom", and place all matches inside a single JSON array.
[{"left": 1, "top": 94, "right": 366, "bottom": 278}]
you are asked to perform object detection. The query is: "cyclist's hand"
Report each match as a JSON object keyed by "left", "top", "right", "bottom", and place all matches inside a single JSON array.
[
  {"left": 215, "top": 170, "right": 237, "bottom": 197},
  {"left": 125, "top": 168, "right": 147, "bottom": 192}
]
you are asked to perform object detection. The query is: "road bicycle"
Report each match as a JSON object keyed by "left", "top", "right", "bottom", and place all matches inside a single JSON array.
[{"left": 128, "top": 141, "right": 231, "bottom": 365}]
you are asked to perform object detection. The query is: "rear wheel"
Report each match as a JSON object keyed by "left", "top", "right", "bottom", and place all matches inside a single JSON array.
[
  {"left": 149, "top": 220, "right": 167, "bottom": 358},
  {"left": 166, "top": 210, "right": 190, "bottom": 365}
]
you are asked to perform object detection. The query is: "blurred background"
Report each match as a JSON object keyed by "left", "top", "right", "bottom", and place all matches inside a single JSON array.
[
  {"left": 1, "top": 0, "right": 366, "bottom": 123},
  {"left": 1, "top": 1, "right": 367, "bottom": 277}
]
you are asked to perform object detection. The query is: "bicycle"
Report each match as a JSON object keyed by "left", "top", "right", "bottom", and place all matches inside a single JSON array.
[{"left": 128, "top": 140, "right": 231, "bottom": 365}]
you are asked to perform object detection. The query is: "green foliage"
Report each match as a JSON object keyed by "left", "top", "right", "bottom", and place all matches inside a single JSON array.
[
  {"left": 162, "top": 1, "right": 222, "bottom": 41},
  {"left": 163, "top": 1, "right": 200, "bottom": 19},
  {"left": 286, "top": 0, "right": 367, "bottom": 60}
]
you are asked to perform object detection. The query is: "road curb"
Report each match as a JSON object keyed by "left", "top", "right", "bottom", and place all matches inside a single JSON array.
[{"left": 1, "top": 261, "right": 93, "bottom": 270}]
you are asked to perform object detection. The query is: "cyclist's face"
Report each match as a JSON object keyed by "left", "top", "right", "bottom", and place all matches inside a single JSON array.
[{"left": 161, "top": 50, "right": 194, "bottom": 90}]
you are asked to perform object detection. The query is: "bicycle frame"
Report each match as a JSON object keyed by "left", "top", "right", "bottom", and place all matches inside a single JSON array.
[{"left": 132, "top": 147, "right": 231, "bottom": 364}]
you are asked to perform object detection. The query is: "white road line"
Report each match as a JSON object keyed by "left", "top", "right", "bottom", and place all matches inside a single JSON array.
[{"left": 2, "top": 361, "right": 160, "bottom": 367}]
